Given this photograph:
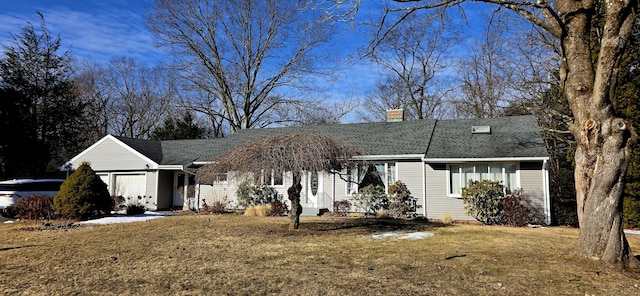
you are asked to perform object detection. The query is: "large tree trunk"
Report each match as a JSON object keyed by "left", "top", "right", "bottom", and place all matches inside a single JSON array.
[
  {"left": 574, "top": 118, "right": 639, "bottom": 270},
  {"left": 287, "top": 172, "right": 303, "bottom": 230},
  {"left": 558, "top": 0, "right": 639, "bottom": 270}
]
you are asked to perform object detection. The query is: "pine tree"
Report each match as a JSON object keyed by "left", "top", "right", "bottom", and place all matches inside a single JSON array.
[
  {"left": 0, "top": 13, "right": 90, "bottom": 178},
  {"left": 53, "top": 162, "right": 112, "bottom": 220}
]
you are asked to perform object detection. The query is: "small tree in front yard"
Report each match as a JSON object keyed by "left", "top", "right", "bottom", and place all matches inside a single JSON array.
[
  {"left": 54, "top": 162, "right": 112, "bottom": 220},
  {"left": 197, "top": 132, "right": 362, "bottom": 230}
]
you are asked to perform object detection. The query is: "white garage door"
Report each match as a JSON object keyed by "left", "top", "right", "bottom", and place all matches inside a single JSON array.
[{"left": 113, "top": 174, "right": 146, "bottom": 198}]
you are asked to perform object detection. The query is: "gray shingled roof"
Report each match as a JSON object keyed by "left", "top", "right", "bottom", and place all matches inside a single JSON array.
[
  {"left": 424, "top": 115, "right": 548, "bottom": 159},
  {"left": 157, "top": 119, "right": 435, "bottom": 165},
  {"left": 113, "top": 115, "right": 547, "bottom": 166},
  {"left": 114, "top": 136, "right": 163, "bottom": 163}
]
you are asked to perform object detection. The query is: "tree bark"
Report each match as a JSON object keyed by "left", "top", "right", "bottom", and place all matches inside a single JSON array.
[
  {"left": 557, "top": 0, "right": 640, "bottom": 270},
  {"left": 287, "top": 172, "right": 303, "bottom": 230}
]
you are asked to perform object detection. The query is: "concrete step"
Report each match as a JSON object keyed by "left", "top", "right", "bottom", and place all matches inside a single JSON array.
[{"left": 300, "top": 207, "right": 330, "bottom": 217}]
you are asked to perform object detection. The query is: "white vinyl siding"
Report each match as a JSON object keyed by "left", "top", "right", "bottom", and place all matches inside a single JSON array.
[
  {"left": 396, "top": 161, "right": 424, "bottom": 210},
  {"left": 425, "top": 163, "right": 469, "bottom": 221},
  {"left": 70, "top": 137, "right": 151, "bottom": 171}
]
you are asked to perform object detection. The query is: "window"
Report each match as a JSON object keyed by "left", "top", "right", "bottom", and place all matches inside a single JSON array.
[
  {"left": 271, "top": 171, "right": 284, "bottom": 187},
  {"left": 211, "top": 173, "right": 228, "bottom": 184},
  {"left": 346, "top": 162, "right": 397, "bottom": 195},
  {"left": 310, "top": 171, "right": 319, "bottom": 196},
  {"left": 448, "top": 163, "right": 517, "bottom": 196}
]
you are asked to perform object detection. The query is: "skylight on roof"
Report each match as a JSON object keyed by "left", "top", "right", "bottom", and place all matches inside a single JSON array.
[{"left": 471, "top": 126, "right": 491, "bottom": 134}]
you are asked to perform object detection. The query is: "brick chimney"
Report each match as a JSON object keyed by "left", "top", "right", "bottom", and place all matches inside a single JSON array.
[{"left": 386, "top": 109, "right": 404, "bottom": 122}]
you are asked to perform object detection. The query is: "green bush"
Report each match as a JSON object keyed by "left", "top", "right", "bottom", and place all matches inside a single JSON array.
[
  {"left": 624, "top": 197, "right": 640, "bottom": 229},
  {"left": 53, "top": 162, "right": 113, "bottom": 220},
  {"left": 462, "top": 180, "right": 544, "bottom": 226},
  {"left": 352, "top": 184, "right": 388, "bottom": 216},
  {"left": 12, "top": 194, "right": 57, "bottom": 220},
  {"left": 387, "top": 180, "right": 420, "bottom": 218},
  {"left": 236, "top": 181, "right": 281, "bottom": 208},
  {"left": 462, "top": 180, "right": 505, "bottom": 225}
]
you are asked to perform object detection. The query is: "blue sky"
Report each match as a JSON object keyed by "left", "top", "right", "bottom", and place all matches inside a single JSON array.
[
  {"left": 0, "top": 0, "right": 163, "bottom": 64},
  {"left": 0, "top": 0, "right": 494, "bottom": 103}
]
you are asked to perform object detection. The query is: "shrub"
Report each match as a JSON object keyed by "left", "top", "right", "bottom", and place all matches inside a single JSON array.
[
  {"left": 387, "top": 180, "right": 420, "bottom": 218},
  {"left": 352, "top": 184, "right": 388, "bottom": 216},
  {"left": 441, "top": 213, "right": 453, "bottom": 224},
  {"left": 269, "top": 200, "right": 287, "bottom": 216},
  {"left": 244, "top": 204, "right": 272, "bottom": 217},
  {"left": 126, "top": 204, "right": 147, "bottom": 216},
  {"left": 12, "top": 194, "right": 57, "bottom": 220},
  {"left": 112, "top": 196, "right": 126, "bottom": 212},
  {"left": 333, "top": 200, "right": 351, "bottom": 216},
  {"left": 501, "top": 188, "right": 543, "bottom": 226},
  {"left": 236, "top": 181, "right": 281, "bottom": 208},
  {"left": 624, "top": 197, "right": 640, "bottom": 229},
  {"left": 462, "top": 180, "right": 543, "bottom": 226},
  {"left": 202, "top": 200, "right": 228, "bottom": 214},
  {"left": 461, "top": 180, "right": 505, "bottom": 225},
  {"left": 554, "top": 200, "right": 579, "bottom": 226},
  {"left": 53, "top": 162, "right": 113, "bottom": 220},
  {"left": 244, "top": 207, "right": 257, "bottom": 216}
]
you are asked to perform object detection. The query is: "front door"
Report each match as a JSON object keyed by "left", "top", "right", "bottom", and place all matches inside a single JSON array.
[
  {"left": 304, "top": 171, "right": 323, "bottom": 208},
  {"left": 173, "top": 173, "right": 196, "bottom": 209}
]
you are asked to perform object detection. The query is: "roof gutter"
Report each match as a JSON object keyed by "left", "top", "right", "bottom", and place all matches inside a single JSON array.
[
  {"left": 352, "top": 154, "right": 424, "bottom": 161},
  {"left": 422, "top": 156, "right": 550, "bottom": 163}
]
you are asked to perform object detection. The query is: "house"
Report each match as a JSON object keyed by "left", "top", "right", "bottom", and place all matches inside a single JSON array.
[{"left": 63, "top": 114, "right": 550, "bottom": 224}]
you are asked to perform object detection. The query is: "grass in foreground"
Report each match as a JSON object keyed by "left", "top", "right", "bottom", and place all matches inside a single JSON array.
[{"left": 1, "top": 215, "right": 639, "bottom": 295}]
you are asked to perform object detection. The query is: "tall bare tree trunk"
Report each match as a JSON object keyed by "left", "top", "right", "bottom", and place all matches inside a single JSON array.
[
  {"left": 287, "top": 172, "right": 303, "bottom": 230},
  {"left": 558, "top": 0, "right": 640, "bottom": 270}
]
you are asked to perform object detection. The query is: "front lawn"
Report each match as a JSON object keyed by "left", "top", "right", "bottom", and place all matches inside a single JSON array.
[{"left": 0, "top": 215, "right": 639, "bottom": 295}]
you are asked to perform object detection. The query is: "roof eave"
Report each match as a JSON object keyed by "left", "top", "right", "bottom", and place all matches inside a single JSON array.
[{"left": 423, "top": 156, "right": 550, "bottom": 163}]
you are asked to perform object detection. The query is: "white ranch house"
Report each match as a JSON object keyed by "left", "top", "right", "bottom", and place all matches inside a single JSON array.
[{"left": 63, "top": 114, "right": 551, "bottom": 224}]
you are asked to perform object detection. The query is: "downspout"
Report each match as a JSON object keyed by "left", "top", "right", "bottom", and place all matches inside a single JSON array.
[
  {"left": 422, "top": 156, "right": 427, "bottom": 217},
  {"left": 543, "top": 159, "right": 551, "bottom": 225},
  {"left": 331, "top": 172, "right": 335, "bottom": 211},
  {"left": 421, "top": 120, "right": 438, "bottom": 218}
]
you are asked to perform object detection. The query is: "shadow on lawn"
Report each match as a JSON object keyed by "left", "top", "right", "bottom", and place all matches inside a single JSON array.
[{"left": 295, "top": 217, "right": 453, "bottom": 234}]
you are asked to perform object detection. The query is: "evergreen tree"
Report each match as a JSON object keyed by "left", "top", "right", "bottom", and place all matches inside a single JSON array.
[
  {"left": 616, "top": 19, "right": 640, "bottom": 228},
  {"left": 0, "top": 13, "right": 89, "bottom": 178},
  {"left": 150, "top": 112, "right": 205, "bottom": 140},
  {"left": 53, "top": 162, "right": 112, "bottom": 220}
]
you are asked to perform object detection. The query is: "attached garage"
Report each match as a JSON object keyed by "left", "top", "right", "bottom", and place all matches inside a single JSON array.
[{"left": 112, "top": 173, "right": 147, "bottom": 198}]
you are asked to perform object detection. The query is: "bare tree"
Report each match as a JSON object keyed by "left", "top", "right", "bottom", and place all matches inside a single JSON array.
[
  {"left": 198, "top": 132, "right": 362, "bottom": 230},
  {"left": 453, "top": 28, "right": 515, "bottom": 118},
  {"left": 85, "top": 57, "right": 177, "bottom": 139},
  {"left": 350, "top": 0, "right": 639, "bottom": 270},
  {"left": 147, "top": 0, "right": 336, "bottom": 135},
  {"left": 74, "top": 62, "right": 110, "bottom": 144},
  {"left": 272, "top": 96, "right": 360, "bottom": 126},
  {"left": 363, "top": 8, "right": 455, "bottom": 121}
]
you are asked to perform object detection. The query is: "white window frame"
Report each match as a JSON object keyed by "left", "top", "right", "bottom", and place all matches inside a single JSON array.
[
  {"left": 270, "top": 171, "right": 285, "bottom": 188},
  {"left": 446, "top": 162, "right": 519, "bottom": 198},
  {"left": 211, "top": 173, "right": 228, "bottom": 185},
  {"left": 345, "top": 162, "right": 398, "bottom": 196}
]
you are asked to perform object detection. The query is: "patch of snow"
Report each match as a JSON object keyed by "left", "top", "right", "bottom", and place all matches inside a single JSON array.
[
  {"left": 79, "top": 211, "right": 171, "bottom": 225},
  {"left": 624, "top": 229, "right": 640, "bottom": 236},
  {"left": 372, "top": 231, "right": 434, "bottom": 240}
]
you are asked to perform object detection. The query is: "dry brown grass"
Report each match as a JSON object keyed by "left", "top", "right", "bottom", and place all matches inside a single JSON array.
[{"left": 1, "top": 215, "right": 640, "bottom": 295}]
